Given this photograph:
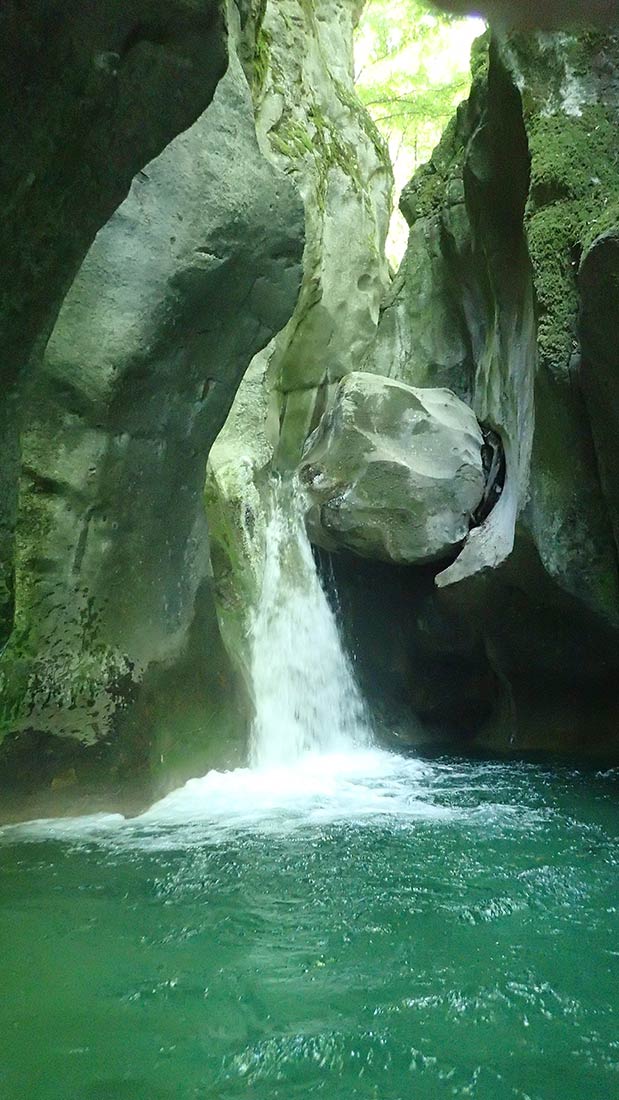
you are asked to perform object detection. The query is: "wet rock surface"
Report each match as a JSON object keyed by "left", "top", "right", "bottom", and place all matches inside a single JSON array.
[
  {"left": 349, "top": 29, "right": 619, "bottom": 757},
  {"left": 0, "top": 41, "right": 304, "bottom": 808},
  {"left": 300, "top": 372, "right": 485, "bottom": 565},
  {"left": 204, "top": 0, "right": 392, "bottom": 679},
  {"left": 0, "top": 0, "right": 228, "bottom": 643}
]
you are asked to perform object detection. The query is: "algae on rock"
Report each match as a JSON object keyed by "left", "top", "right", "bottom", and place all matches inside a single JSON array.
[
  {"left": 205, "top": 0, "right": 393, "bottom": 678},
  {"left": 207, "top": 21, "right": 619, "bottom": 759},
  {"left": 352, "top": 26, "right": 619, "bottom": 757},
  {"left": 0, "top": 28, "right": 304, "bottom": 811}
]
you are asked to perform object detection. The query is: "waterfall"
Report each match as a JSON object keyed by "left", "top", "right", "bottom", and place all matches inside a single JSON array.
[
  {"left": 249, "top": 482, "right": 371, "bottom": 767},
  {"left": 9, "top": 482, "right": 436, "bottom": 834}
]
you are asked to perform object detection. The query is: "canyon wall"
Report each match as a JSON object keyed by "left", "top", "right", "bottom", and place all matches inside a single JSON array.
[
  {"left": 337, "top": 29, "right": 619, "bottom": 755},
  {"left": 0, "top": 3, "right": 304, "bottom": 814},
  {"left": 0, "top": 0, "right": 229, "bottom": 648},
  {"left": 4, "top": 5, "right": 619, "bottom": 821}
]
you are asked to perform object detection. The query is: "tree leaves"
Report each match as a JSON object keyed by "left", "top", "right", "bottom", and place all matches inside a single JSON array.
[
  {"left": 355, "top": 0, "right": 472, "bottom": 169},
  {"left": 354, "top": 0, "right": 483, "bottom": 261}
]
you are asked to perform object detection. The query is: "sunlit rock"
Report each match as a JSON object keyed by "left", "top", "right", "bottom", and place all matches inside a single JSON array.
[
  {"left": 205, "top": 0, "right": 392, "bottom": 679},
  {"left": 0, "top": 48, "right": 303, "bottom": 805},
  {"left": 300, "top": 372, "right": 484, "bottom": 565}
]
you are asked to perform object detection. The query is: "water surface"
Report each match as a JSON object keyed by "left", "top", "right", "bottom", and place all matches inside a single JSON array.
[{"left": 1, "top": 750, "right": 618, "bottom": 1100}]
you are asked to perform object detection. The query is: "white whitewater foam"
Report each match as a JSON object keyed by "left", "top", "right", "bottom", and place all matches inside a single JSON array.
[
  {"left": 248, "top": 483, "right": 371, "bottom": 767},
  {"left": 138, "top": 748, "right": 436, "bottom": 830},
  {"left": 0, "top": 749, "right": 541, "bottom": 847},
  {"left": 1, "top": 482, "right": 396, "bottom": 844},
  {"left": 0, "top": 749, "right": 447, "bottom": 846}
]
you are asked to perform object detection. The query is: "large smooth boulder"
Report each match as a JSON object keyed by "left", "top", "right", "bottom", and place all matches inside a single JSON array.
[{"left": 300, "top": 373, "right": 485, "bottom": 564}]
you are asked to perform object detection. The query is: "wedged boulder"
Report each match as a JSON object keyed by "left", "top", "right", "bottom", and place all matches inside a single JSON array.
[
  {"left": 299, "top": 372, "right": 485, "bottom": 564},
  {"left": 343, "top": 29, "right": 619, "bottom": 757}
]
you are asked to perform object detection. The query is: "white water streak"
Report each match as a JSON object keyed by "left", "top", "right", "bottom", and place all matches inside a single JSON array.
[{"left": 248, "top": 483, "right": 371, "bottom": 767}]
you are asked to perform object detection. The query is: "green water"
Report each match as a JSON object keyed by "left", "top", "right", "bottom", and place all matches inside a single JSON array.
[{"left": 1, "top": 752, "right": 618, "bottom": 1100}]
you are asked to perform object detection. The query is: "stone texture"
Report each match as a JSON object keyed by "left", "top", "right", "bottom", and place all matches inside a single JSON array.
[
  {"left": 366, "top": 34, "right": 538, "bottom": 591},
  {"left": 0, "top": 44, "right": 304, "bottom": 809},
  {"left": 352, "top": 28, "right": 619, "bottom": 757},
  {"left": 254, "top": 0, "right": 391, "bottom": 443},
  {"left": 580, "top": 230, "right": 619, "bottom": 562},
  {"left": 205, "top": 23, "right": 619, "bottom": 760},
  {"left": 431, "top": 1, "right": 617, "bottom": 27},
  {"left": 0, "top": 0, "right": 229, "bottom": 643},
  {"left": 205, "top": 349, "right": 277, "bottom": 684},
  {"left": 300, "top": 373, "right": 485, "bottom": 564},
  {"left": 205, "top": 0, "right": 392, "bottom": 675}
]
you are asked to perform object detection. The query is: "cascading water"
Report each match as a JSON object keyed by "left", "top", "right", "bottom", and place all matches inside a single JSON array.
[
  {"left": 2, "top": 471, "right": 616, "bottom": 1100},
  {"left": 4, "top": 479, "right": 432, "bottom": 832},
  {"left": 249, "top": 481, "right": 371, "bottom": 767},
  {"left": 4, "top": 490, "right": 616, "bottom": 1100}
]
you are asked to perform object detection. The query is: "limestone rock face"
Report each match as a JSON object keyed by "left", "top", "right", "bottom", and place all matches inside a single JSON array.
[
  {"left": 352, "top": 29, "right": 619, "bottom": 757},
  {"left": 0, "top": 48, "right": 304, "bottom": 808},
  {"left": 300, "top": 373, "right": 484, "bottom": 564},
  {"left": 1, "top": 0, "right": 227, "bottom": 378},
  {"left": 205, "top": 0, "right": 392, "bottom": 675},
  {"left": 0, "top": 0, "right": 228, "bottom": 642},
  {"left": 580, "top": 230, "right": 619, "bottom": 563},
  {"left": 253, "top": 0, "right": 392, "bottom": 470}
]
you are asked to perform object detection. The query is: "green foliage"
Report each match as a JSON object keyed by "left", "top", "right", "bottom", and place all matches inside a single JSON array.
[
  {"left": 525, "top": 103, "right": 619, "bottom": 375},
  {"left": 354, "top": 0, "right": 482, "bottom": 260},
  {"left": 355, "top": 0, "right": 474, "bottom": 169}
]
